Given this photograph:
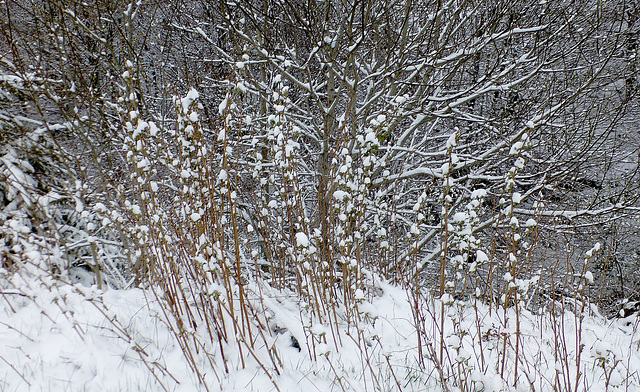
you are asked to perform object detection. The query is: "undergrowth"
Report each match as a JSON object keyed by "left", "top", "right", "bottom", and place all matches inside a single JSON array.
[{"left": 1, "top": 57, "right": 639, "bottom": 392}]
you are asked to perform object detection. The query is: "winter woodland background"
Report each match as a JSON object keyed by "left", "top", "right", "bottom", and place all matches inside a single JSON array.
[{"left": 2, "top": 0, "right": 640, "bottom": 390}]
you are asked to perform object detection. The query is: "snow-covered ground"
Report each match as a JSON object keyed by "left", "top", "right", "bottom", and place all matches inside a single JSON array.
[{"left": 2, "top": 268, "right": 639, "bottom": 391}]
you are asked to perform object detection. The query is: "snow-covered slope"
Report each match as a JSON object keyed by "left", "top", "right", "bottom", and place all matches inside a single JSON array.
[{"left": 2, "top": 271, "right": 639, "bottom": 391}]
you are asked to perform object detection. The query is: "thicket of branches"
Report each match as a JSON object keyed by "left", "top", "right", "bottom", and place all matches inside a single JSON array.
[{"left": 2, "top": 0, "right": 640, "bottom": 389}]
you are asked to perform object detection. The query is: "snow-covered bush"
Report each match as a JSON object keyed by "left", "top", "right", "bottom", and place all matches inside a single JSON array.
[{"left": 2, "top": 0, "right": 640, "bottom": 391}]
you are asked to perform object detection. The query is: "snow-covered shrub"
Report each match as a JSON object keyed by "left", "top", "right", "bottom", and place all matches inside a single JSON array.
[
  {"left": 0, "top": 59, "right": 133, "bottom": 289},
  {"left": 2, "top": 1, "right": 640, "bottom": 390}
]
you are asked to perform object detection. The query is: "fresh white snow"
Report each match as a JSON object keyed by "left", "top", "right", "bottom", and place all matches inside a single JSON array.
[{"left": 2, "top": 265, "right": 640, "bottom": 391}]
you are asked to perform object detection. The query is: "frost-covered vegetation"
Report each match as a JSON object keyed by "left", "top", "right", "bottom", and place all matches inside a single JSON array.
[{"left": 2, "top": 0, "right": 640, "bottom": 391}]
